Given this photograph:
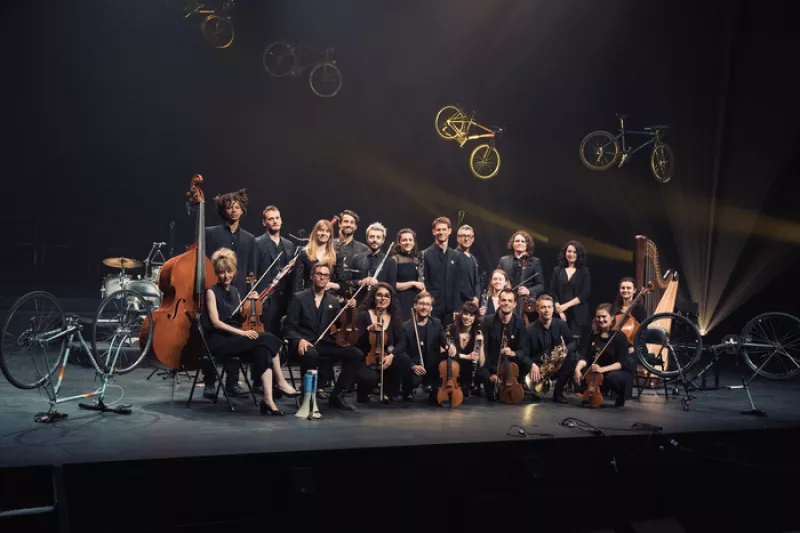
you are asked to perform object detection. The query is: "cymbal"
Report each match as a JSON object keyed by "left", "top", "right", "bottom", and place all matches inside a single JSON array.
[{"left": 103, "top": 257, "right": 143, "bottom": 269}]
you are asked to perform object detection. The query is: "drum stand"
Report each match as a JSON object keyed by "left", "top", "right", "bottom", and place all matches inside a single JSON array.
[{"left": 143, "top": 241, "right": 167, "bottom": 282}]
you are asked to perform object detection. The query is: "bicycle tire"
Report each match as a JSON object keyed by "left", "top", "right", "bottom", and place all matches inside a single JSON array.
[
  {"left": 740, "top": 312, "right": 800, "bottom": 380},
  {"left": 0, "top": 291, "right": 65, "bottom": 389},
  {"left": 579, "top": 130, "right": 620, "bottom": 171},
  {"left": 435, "top": 105, "right": 466, "bottom": 140},
  {"left": 634, "top": 312, "right": 703, "bottom": 379},
  {"left": 263, "top": 42, "right": 295, "bottom": 77},
  {"left": 92, "top": 290, "right": 153, "bottom": 375},
  {"left": 201, "top": 14, "right": 234, "bottom": 49},
  {"left": 651, "top": 141, "right": 674, "bottom": 183},
  {"left": 470, "top": 144, "right": 500, "bottom": 179},
  {"left": 309, "top": 61, "right": 342, "bottom": 98}
]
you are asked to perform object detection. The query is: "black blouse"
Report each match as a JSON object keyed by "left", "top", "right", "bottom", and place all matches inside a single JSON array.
[
  {"left": 292, "top": 248, "right": 338, "bottom": 293},
  {"left": 209, "top": 284, "right": 242, "bottom": 329},
  {"left": 549, "top": 265, "right": 591, "bottom": 326},
  {"left": 583, "top": 332, "right": 633, "bottom": 373},
  {"left": 356, "top": 310, "right": 407, "bottom": 357}
]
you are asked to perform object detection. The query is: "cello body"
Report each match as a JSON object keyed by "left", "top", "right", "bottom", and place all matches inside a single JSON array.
[{"left": 140, "top": 175, "right": 216, "bottom": 371}]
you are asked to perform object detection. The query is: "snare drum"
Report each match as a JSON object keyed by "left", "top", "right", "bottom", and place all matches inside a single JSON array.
[
  {"left": 102, "top": 273, "right": 131, "bottom": 298},
  {"left": 127, "top": 279, "right": 162, "bottom": 309}
]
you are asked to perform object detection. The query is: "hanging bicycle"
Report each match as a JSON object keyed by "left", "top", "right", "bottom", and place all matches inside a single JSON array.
[
  {"left": 435, "top": 105, "right": 502, "bottom": 180},
  {"left": 168, "top": 0, "right": 236, "bottom": 49},
  {"left": 263, "top": 42, "right": 343, "bottom": 98}
]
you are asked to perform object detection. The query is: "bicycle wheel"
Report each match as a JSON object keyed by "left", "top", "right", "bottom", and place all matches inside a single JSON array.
[
  {"left": 262, "top": 42, "right": 295, "bottom": 77},
  {"left": 740, "top": 312, "right": 800, "bottom": 380},
  {"left": 634, "top": 312, "right": 703, "bottom": 379},
  {"left": 201, "top": 15, "right": 234, "bottom": 49},
  {"left": 470, "top": 144, "right": 501, "bottom": 179},
  {"left": 309, "top": 62, "right": 342, "bottom": 98},
  {"left": 579, "top": 130, "right": 620, "bottom": 171},
  {"left": 435, "top": 106, "right": 466, "bottom": 140},
  {"left": 92, "top": 290, "right": 153, "bottom": 375},
  {"left": 651, "top": 141, "right": 674, "bottom": 183},
  {"left": 0, "top": 291, "right": 65, "bottom": 389}
]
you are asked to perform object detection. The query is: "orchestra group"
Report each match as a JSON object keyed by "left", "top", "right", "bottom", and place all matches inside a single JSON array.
[{"left": 201, "top": 189, "right": 646, "bottom": 418}]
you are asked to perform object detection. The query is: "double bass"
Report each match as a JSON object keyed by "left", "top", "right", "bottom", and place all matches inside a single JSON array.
[
  {"left": 141, "top": 175, "right": 217, "bottom": 370},
  {"left": 496, "top": 326, "right": 524, "bottom": 404},
  {"left": 437, "top": 329, "right": 463, "bottom": 407}
]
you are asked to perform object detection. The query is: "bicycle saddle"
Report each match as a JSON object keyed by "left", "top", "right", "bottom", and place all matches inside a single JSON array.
[
  {"left": 492, "top": 126, "right": 505, "bottom": 137},
  {"left": 643, "top": 124, "right": 669, "bottom": 131}
]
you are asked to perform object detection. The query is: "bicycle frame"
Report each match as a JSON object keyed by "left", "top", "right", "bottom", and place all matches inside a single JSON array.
[
  {"left": 615, "top": 128, "right": 661, "bottom": 156},
  {"left": 289, "top": 46, "right": 334, "bottom": 76},
  {"left": 447, "top": 114, "right": 497, "bottom": 143}
]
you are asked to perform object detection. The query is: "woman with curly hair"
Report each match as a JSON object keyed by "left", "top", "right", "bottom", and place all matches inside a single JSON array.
[{"left": 550, "top": 240, "right": 591, "bottom": 352}]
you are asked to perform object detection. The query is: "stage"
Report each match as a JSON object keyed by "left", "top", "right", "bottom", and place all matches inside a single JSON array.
[{"left": 2, "top": 360, "right": 800, "bottom": 532}]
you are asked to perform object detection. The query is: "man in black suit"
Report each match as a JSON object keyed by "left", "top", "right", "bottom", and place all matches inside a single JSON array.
[
  {"left": 497, "top": 230, "right": 544, "bottom": 321},
  {"left": 455, "top": 224, "right": 481, "bottom": 308},
  {"left": 284, "top": 263, "right": 363, "bottom": 412},
  {"left": 422, "top": 217, "right": 461, "bottom": 326},
  {"left": 333, "top": 209, "right": 368, "bottom": 296},
  {"left": 203, "top": 189, "right": 257, "bottom": 398},
  {"left": 524, "top": 294, "right": 578, "bottom": 404},
  {"left": 401, "top": 291, "right": 452, "bottom": 402},
  {"left": 348, "top": 222, "right": 396, "bottom": 302},
  {"left": 255, "top": 205, "right": 296, "bottom": 338},
  {"left": 475, "top": 289, "right": 528, "bottom": 401}
]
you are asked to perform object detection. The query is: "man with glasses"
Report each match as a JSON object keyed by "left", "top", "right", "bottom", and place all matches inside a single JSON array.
[
  {"left": 455, "top": 225, "right": 480, "bottom": 310},
  {"left": 284, "top": 263, "right": 364, "bottom": 414}
]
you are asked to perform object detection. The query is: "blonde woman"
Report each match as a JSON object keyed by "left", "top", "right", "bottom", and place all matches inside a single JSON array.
[{"left": 293, "top": 219, "right": 339, "bottom": 293}]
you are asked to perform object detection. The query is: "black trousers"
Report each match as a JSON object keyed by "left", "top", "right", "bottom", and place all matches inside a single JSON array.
[
  {"left": 457, "top": 360, "right": 479, "bottom": 390},
  {"left": 262, "top": 295, "right": 290, "bottom": 339},
  {"left": 205, "top": 332, "right": 282, "bottom": 386},
  {"left": 600, "top": 370, "right": 633, "bottom": 403},
  {"left": 402, "top": 363, "right": 440, "bottom": 396},
  {"left": 356, "top": 352, "right": 411, "bottom": 399},
  {"left": 473, "top": 361, "right": 530, "bottom": 400},
  {"left": 291, "top": 340, "right": 363, "bottom": 394}
]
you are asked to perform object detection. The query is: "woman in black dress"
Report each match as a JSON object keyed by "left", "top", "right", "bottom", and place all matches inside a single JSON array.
[
  {"left": 354, "top": 282, "right": 411, "bottom": 403},
  {"left": 206, "top": 249, "right": 299, "bottom": 416},
  {"left": 448, "top": 301, "right": 485, "bottom": 396},
  {"left": 550, "top": 240, "right": 591, "bottom": 352},
  {"left": 293, "top": 219, "right": 340, "bottom": 293},
  {"left": 387, "top": 228, "right": 425, "bottom": 321}
]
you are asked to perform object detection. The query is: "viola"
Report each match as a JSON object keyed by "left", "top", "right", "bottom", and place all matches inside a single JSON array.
[
  {"left": 580, "top": 370, "right": 604, "bottom": 408},
  {"left": 141, "top": 175, "right": 217, "bottom": 370},
  {"left": 333, "top": 284, "right": 359, "bottom": 347},
  {"left": 241, "top": 272, "right": 264, "bottom": 333},
  {"left": 496, "top": 326, "right": 524, "bottom": 404},
  {"left": 365, "top": 313, "right": 386, "bottom": 368},
  {"left": 437, "top": 329, "right": 463, "bottom": 407}
]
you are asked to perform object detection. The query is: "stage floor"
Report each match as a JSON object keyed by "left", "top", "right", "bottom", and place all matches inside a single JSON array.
[{"left": 2, "top": 362, "right": 799, "bottom": 470}]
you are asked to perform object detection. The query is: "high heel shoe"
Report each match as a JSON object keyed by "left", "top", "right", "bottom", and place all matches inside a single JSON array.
[{"left": 260, "top": 400, "right": 284, "bottom": 416}]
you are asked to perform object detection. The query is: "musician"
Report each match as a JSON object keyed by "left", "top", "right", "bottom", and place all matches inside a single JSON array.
[
  {"left": 549, "top": 240, "right": 591, "bottom": 353},
  {"left": 203, "top": 191, "right": 257, "bottom": 397},
  {"left": 475, "top": 289, "right": 528, "bottom": 401},
  {"left": 284, "top": 263, "right": 363, "bottom": 411},
  {"left": 387, "top": 228, "right": 425, "bottom": 321},
  {"left": 401, "top": 291, "right": 452, "bottom": 402},
  {"left": 333, "top": 209, "right": 368, "bottom": 294},
  {"left": 574, "top": 303, "right": 635, "bottom": 408},
  {"left": 448, "top": 301, "right": 485, "bottom": 396},
  {"left": 480, "top": 269, "right": 512, "bottom": 317},
  {"left": 497, "top": 231, "right": 544, "bottom": 319},
  {"left": 354, "top": 283, "right": 411, "bottom": 403},
  {"left": 422, "top": 217, "right": 462, "bottom": 325},
  {"left": 349, "top": 222, "right": 396, "bottom": 300},
  {"left": 255, "top": 205, "right": 296, "bottom": 337},
  {"left": 293, "top": 219, "right": 340, "bottom": 293},
  {"left": 612, "top": 277, "right": 647, "bottom": 324},
  {"left": 524, "top": 294, "right": 578, "bottom": 404},
  {"left": 455, "top": 225, "right": 480, "bottom": 307},
  {"left": 205, "top": 249, "right": 299, "bottom": 416}
]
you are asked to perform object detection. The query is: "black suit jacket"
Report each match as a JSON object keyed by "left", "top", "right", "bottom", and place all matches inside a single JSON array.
[
  {"left": 481, "top": 312, "right": 528, "bottom": 374},
  {"left": 403, "top": 316, "right": 447, "bottom": 373},
  {"left": 456, "top": 250, "right": 480, "bottom": 304},
  {"left": 525, "top": 318, "right": 577, "bottom": 366},
  {"left": 205, "top": 224, "right": 257, "bottom": 295},
  {"left": 549, "top": 265, "right": 591, "bottom": 326},
  {"left": 348, "top": 251, "right": 396, "bottom": 292},
  {"left": 422, "top": 244, "right": 461, "bottom": 316},
  {"left": 497, "top": 254, "right": 545, "bottom": 298},
  {"left": 283, "top": 288, "right": 343, "bottom": 347},
  {"left": 255, "top": 234, "right": 296, "bottom": 305}
]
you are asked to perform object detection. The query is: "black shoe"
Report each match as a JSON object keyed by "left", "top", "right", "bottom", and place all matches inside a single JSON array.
[
  {"left": 402, "top": 393, "right": 415, "bottom": 402},
  {"left": 380, "top": 394, "right": 393, "bottom": 404},
  {"left": 203, "top": 383, "right": 217, "bottom": 400},
  {"left": 357, "top": 393, "right": 371, "bottom": 404},
  {"left": 529, "top": 392, "right": 542, "bottom": 402},
  {"left": 427, "top": 394, "right": 439, "bottom": 406},
  {"left": 614, "top": 396, "right": 625, "bottom": 408},
  {"left": 316, "top": 389, "right": 330, "bottom": 400},
  {"left": 329, "top": 393, "right": 356, "bottom": 411},
  {"left": 260, "top": 400, "right": 284, "bottom": 416},
  {"left": 225, "top": 384, "right": 250, "bottom": 398},
  {"left": 553, "top": 393, "right": 568, "bottom": 404}
]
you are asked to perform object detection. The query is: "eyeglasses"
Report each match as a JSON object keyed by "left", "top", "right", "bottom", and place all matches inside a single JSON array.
[
  {"left": 376, "top": 293, "right": 391, "bottom": 299},
  {"left": 458, "top": 234, "right": 475, "bottom": 239},
  {"left": 415, "top": 302, "right": 432, "bottom": 308},
  {"left": 313, "top": 272, "right": 331, "bottom": 279}
]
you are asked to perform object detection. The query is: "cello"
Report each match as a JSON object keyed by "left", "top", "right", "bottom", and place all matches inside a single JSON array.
[
  {"left": 141, "top": 175, "right": 217, "bottom": 370},
  {"left": 496, "top": 326, "right": 524, "bottom": 404},
  {"left": 437, "top": 329, "right": 463, "bottom": 407}
]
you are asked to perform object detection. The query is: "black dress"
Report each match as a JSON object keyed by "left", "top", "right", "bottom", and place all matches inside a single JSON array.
[
  {"left": 448, "top": 323, "right": 479, "bottom": 390},
  {"left": 387, "top": 253, "right": 422, "bottom": 321},
  {"left": 549, "top": 265, "right": 591, "bottom": 349}
]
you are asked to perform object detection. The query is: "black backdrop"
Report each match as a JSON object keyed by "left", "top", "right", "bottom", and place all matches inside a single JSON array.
[{"left": 4, "top": 0, "right": 798, "bottom": 338}]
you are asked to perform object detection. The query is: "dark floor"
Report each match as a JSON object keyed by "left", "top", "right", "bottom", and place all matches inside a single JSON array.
[{"left": 2, "top": 358, "right": 798, "bottom": 469}]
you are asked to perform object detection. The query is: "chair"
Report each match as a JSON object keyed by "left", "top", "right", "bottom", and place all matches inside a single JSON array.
[{"left": 186, "top": 315, "right": 259, "bottom": 412}]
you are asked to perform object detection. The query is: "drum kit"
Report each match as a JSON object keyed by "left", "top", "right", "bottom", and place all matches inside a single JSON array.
[{"left": 100, "top": 242, "right": 167, "bottom": 308}]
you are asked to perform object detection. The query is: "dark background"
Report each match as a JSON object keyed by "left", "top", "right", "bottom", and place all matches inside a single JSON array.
[{"left": 3, "top": 0, "right": 798, "bottom": 338}]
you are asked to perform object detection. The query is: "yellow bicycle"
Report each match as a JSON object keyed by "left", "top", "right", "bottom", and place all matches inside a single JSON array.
[
  {"left": 170, "top": 0, "right": 236, "bottom": 49},
  {"left": 435, "top": 105, "right": 502, "bottom": 179}
]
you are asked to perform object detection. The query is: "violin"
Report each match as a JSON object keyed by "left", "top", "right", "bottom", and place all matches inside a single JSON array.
[
  {"left": 579, "top": 367, "right": 605, "bottom": 408},
  {"left": 241, "top": 272, "right": 264, "bottom": 333},
  {"left": 333, "top": 283, "right": 359, "bottom": 347},
  {"left": 437, "top": 329, "right": 463, "bottom": 407},
  {"left": 496, "top": 325, "right": 524, "bottom": 404},
  {"left": 365, "top": 312, "right": 386, "bottom": 368},
  {"left": 141, "top": 175, "right": 217, "bottom": 370}
]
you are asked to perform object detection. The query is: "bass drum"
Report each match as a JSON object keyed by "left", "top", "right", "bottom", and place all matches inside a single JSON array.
[
  {"left": 102, "top": 273, "right": 131, "bottom": 298},
  {"left": 127, "top": 279, "right": 162, "bottom": 309}
]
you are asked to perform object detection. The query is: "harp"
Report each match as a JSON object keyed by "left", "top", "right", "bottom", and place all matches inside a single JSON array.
[{"left": 634, "top": 235, "right": 679, "bottom": 378}]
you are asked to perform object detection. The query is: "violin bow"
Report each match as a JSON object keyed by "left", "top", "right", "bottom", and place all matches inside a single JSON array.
[
  {"left": 378, "top": 312, "right": 385, "bottom": 400},
  {"left": 313, "top": 282, "right": 367, "bottom": 346},
  {"left": 229, "top": 252, "right": 284, "bottom": 318},
  {"left": 412, "top": 308, "right": 425, "bottom": 370}
]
